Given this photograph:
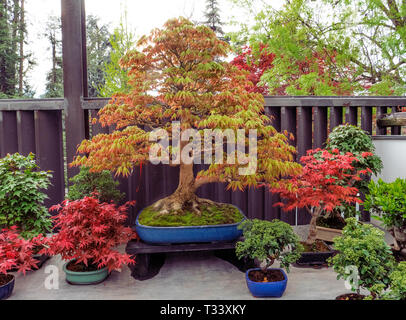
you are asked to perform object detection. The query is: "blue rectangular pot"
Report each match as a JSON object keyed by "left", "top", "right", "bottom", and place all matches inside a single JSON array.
[
  {"left": 135, "top": 206, "right": 245, "bottom": 244},
  {"left": 246, "top": 268, "right": 288, "bottom": 298},
  {"left": 0, "top": 275, "right": 15, "bottom": 300}
]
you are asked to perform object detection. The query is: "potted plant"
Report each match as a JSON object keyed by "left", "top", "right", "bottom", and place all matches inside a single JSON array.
[
  {"left": 381, "top": 262, "right": 406, "bottom": 300},
  {"left": 272, "top": 148, "right": 370, "bottom": 266},
  {"left": 328, "top": 218, "right": 395, "bottom": 300},
  {"left": 320, "top": 124, "right": 383, "bottom": 241},
  {"left": 364, "top": 178, "right": 406, "bottom": 257},
  {"left": 0, "top": 153, "right": 53, "bottom": 268},
  {"left": 0, "top": 227, "right": 46, "bottom": 299},
  {"left": 46, "top": 195, "right": 136, "bottom": 285},
  {"left": 71, "top": 18, "right": 301, "bottom": 244},
  {"left": 236, "top": 219, "right": 303, "bottom": 297},
  {"left": 67, "top": 166, "right": 125, "bottom": 204}
]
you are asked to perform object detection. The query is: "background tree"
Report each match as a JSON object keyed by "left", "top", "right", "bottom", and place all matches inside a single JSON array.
[
  {"left": 98, "top": 11, "right": 136, "bottom": 97},
  {"left": 229, "top": 0, "right": 405, "bottom": 95},
  {"left": 203, "top": 0, "right": 225, "bottom": 38},
  {"left": 0, "top": 0, "right": 33, "bottom": 98},
  {"left": 72, "top": 18, "right": 301, "bottom": 215},
  {"left": 43, "top": 15, "right": 63, "bottom": 98},
  {"left": 86, "top": 15, "right": 111, "bottom": 97}
]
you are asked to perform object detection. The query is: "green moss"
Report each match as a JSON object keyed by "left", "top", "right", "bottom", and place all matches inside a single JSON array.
[{"left": 138, "top": 202, "right": 244, "bottom": 227}]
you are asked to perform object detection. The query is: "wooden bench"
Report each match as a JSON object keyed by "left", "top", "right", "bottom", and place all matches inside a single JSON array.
[{"left": 125, "top": 238, "right": 255, "bottom": 280}]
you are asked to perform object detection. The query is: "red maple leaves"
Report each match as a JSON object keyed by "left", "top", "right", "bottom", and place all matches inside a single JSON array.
[
  {"left": 46, "top": 196, "right": 137, "bottom": 272},
  {"left": 272, "top": 149, "right": 369, "bottom": 214},
  {"left": 0, "top": 226, "right": 46, "bottom": 275}
]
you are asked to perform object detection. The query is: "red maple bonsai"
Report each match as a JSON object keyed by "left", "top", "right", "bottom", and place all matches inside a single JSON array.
[
  {"left": 0, "top": 227, "right": 46, "bottom": 285},
  {"left": 71, "top": 18, "right": 301, "bottom": 218},
  {"left": 271, "top": 149, "right": 371, "bottom": 245},
  {"left": 46, "top": 196, "right": 136, "bottom": 272}
]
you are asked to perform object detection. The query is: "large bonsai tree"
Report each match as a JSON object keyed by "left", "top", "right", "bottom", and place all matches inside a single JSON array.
[{"left": 72, "top": 17, "right": 301, "bottom": 216}]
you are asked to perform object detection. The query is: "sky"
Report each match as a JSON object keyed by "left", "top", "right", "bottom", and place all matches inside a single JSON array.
[{"left": 24, "top": 0, "right": 283, "bottom": 97}]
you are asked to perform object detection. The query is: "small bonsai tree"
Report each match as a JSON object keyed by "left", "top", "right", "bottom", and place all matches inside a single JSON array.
[
  {"left": 326, "top": 124, "right": 383, "bottom": 194},
  {"left": 328, "top": 218, "right": 395, "bottom": 299},
  {"left": 272, "top": 149, "right": 370, "bottom": 245},
  {"left": 71, "top": 17, "right": 301, "bottom": 217},
  {"left": 236, "top": 219, "right": 303, "bottom": 272},
  {"left": 0, "top": 227, "right": 46, "bottom": 286},
  {"left": 67, "top": 166, "right": 125, "bottom": 204},
  {"left": 0, "top": 153, "right": 52, "bottom": 239},
  {"left": 46, "top": 196, "right": 136, "bottom": 272},
  {"left": 364, "top": 178, "right": 406, "bottom": 252},
  {"left": 382, "top": 262, "right": 406, "bottom": 300}
]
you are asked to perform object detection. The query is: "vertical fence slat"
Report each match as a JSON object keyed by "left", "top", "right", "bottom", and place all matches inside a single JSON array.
[
  {"left": 330, "top": 106, "right": 343, "bottom": 131},
  {"left": 17, "top": 111, "right": 36, "bottom": 156},
  {"left": 247, "top": 187, "right": 264, "bottom": 220},
  {"left": 313, "top": 107, "right": 328, "bottom": 148},
  {"left": 345, "top": 106, "right": 358, "bottom": 126},
  {"left": 297, "top": 107, "right": 312, "bottom": 160},
  {"left": 361, "top": 106, "right": 373, "bottom": 135},
  {"left": 0, "top": 111, "right": 18, "bottom": 157},
  {"left": 35, "top": 110, "right": 64, "bottom": 209},
  {"left": 266, "top": 106, "right": 281, "bottom": 132},
  {"left": 391, "top": 106, "right": 401, "bottom": 135},
  {"left": 376, "top": 107, "right": 387, "bottom": 135}
]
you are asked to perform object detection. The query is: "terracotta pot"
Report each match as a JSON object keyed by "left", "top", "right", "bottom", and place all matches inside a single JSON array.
[{"left": 316, "top": 226, "right": 343, "bottom": 242}]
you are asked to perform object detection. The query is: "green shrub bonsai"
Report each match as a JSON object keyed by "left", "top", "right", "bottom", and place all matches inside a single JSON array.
[
  {"left": 328, "top": 218, "right": 395, "bottom": 299},
  {"left": 67, "top": 166, "right": 125, "bottom": 204},
  {"left": 0, "top": 153, "right": 52, "bottom": 239},
  {"left": 382, "top": 262, "right": 406, "bottom": 300},
  {"left": 236, "top": 219, "right": 303, "bottom": 272},
  {"left": 364, "top": 178, "right": 406, "bottom": 252}
]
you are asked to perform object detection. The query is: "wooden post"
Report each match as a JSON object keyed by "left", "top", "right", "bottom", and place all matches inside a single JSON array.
[{"left": 61, "top": 0, "right": 87, "bottom": 179}]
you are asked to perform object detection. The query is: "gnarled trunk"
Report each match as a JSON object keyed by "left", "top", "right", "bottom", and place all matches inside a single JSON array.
[{"left": 306, "top": 207, "right": 322, "bottom": 245}]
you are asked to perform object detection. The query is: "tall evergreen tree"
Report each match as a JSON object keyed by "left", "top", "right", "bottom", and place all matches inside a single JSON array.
[
  {"left": 203, "top": 0, "right": 224, "bottom": 38},
  {"left": 43, "top": 15, "right": 63, "bottom": 98},
  {"left": 86, "top": 15, "right": 111, "bottom": 97}
]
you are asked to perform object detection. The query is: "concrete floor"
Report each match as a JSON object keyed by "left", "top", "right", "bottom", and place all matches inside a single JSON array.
[{"left": 8, "top": 220, "right": 390, "bottom": 300}]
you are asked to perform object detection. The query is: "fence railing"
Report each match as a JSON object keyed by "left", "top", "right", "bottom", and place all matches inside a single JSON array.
[{"left": 1, "top": 96, "right": 406, "bottom": 225}]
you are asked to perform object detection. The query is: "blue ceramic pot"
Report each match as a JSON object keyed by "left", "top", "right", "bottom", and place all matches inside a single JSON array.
[
  {"left": 0, "top": 274, "right": 15, "bottom": 300},
  {"left": 136, "top": 206, "right": 245, "bottom": 244},
  {"left": 246, "top": 268, "right": 288, "bottom": 298}
]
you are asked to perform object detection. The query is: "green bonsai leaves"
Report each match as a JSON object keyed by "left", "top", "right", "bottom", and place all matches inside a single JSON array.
[
  {"left": 329, "top": 218, "right": 395, "bottom": 297},
  {"left": 0, "top": 153, "right": 52, "bottom": 239},
  {"left": 236, "top": 219, "right": 303, "bottom": 272},
  {"left": 67, "top": 166, "right": 125, "bottom": 204}
]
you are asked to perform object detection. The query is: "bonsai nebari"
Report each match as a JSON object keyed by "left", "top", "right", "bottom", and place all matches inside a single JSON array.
[
  {"left": 272, "top": 149, "right": 370, "bottom": 245},
  {"left": 72, "top": 18, "right": 301, "bottom": 218},
  {"left": 236, "top": 219, "right": 303, "bottom": 272}
]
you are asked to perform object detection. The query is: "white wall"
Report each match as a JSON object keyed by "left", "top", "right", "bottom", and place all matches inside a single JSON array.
[{"left": 372, "top": 137, "right": 406, "bottom": 182}]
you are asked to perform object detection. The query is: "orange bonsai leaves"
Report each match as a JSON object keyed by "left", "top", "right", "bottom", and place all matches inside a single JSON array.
[{"left": 72, "top": 17, "right": 301, "bottom": 215}]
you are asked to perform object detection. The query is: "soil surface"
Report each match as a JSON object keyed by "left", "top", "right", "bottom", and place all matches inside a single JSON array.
[
  {"left": 0, "top": 274, "right": 14, "bottom": 287},
  {"left": 139, "top": 202, "right": 244, "bottom": 227},
  {"left": 391, "top": 248, "right": 406, "bottom": 262},
  {"left": 301, "top": 239, "right": 331, "bottom": 253},
  {"left": 66, "top": 260, "right": 99, "bottom": 272},
  {"left": 336, "top": 293, "right": 366, "bottom": 300},
  {"left": 248, "top": 269, "right": 285, "bottom": 283}
]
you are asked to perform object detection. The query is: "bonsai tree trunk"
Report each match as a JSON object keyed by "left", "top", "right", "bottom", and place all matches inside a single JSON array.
[{"left": 306, "top": 207, "right": 322, "bottom": 245}]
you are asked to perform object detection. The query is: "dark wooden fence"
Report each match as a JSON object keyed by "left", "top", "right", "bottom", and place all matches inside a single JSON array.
[{"left": 1, "top": 96, "right": 406, "bottom": 226}]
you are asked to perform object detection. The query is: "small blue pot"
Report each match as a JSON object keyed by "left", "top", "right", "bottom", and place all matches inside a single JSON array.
[
  {"left": 0, "top": 275, "right": 15, "bottom": 300},
  {"left": 136, "top": 206, "right": 245, "bottom": 244},
  {"left": 246, "top": 268, "right": 288, "bottom": 298}
]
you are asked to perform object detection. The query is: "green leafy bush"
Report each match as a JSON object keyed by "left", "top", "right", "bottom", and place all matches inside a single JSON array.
[
  {"left": 364, "top": 178, "right": 406, "bottom": 229},
  {"left": 0, "top": 153, "right": 52, "bottom": 239},
  {"left": 236, "top": 219, "right": 303, "bottom": 272},
  {"left": 382, "top": 262, "right": 406, "bottom": 300},
  {"left": 67, "top": 166, "right": 125, "bottom": 204},
  {"left": 326, "top": 124, "right": 383, "bottom": 194},
  {"left": 328, "top": 218, "right": 395, "bottom": 298}
]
